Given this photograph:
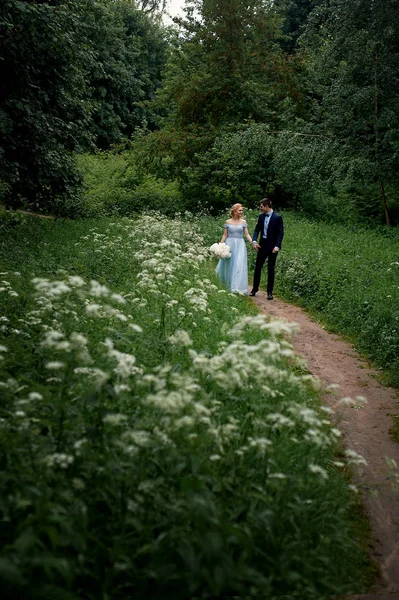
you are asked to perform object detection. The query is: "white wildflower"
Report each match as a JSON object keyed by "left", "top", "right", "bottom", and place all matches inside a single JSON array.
[
  {"left": 168, "top": 330, "right": 193, "bottom": 347},
  {"left": 104, "top": 338, "right": 139, "bottom": 379},
  {"left": 44, "top": 453, "right": 74, "bottom": 469},
  {"left": 339, "top": 397, "right": 355, "bottom": 406},
  {"left": 45, "top": 361, "right": 65, "bottom": 370},
  {"left": 70, "top": 332, "right": 88, "bottom": 347},
  {"left": 85, "top": 303, "right": 102, "bottom": 316},
  {"left": 103, "top": 413, "right": 127, "bottom": 426},
  {"left": 210, "top": 454, "right": 221, "bottom": 461},
  {"left": 345, "top": 449, "right": 367, "bottom": 466},
  {"left": 73, "top": 367, "right": 109, "bottom": 388},
  {"left": 74, "top": 438, "right": 88, "bottom": 454},
  {"left": 123, "top": 430, "right": 152, "bottom": 448},
  {"left": 267, "top": 413, "right": 295, "bottom": 428},
  {"left": 348, "top": 484, "right": 359, "bottom": 493},
  {"left": 269, "top": 472, "right": 287, "bottom": 479},
  {"left": 249, "top": 437, "right": 272, "bottom": 450},
  {"left": 68, "top": 275, "right": 85, "bottom": 287},
  {"left": 89, "top": 280, "right": 109, "bottom": 297},
  {"left": 111, "top": 293, "right": 126, "bottom": 304},
  {"left": 114, "top": 384, "right": 131, "bottom": 394},
  {"left": 330, "top": 428, "right": 342, "bottom": 438},
  {"left": 308, "top": 464, "right": 329, "bottom": 480}
]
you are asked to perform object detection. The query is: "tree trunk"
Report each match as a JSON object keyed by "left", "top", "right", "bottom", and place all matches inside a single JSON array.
[
  {"left": 379, "top": 178, "right": 390, "bottom": 226},
  {"left": 374, "top": 48, "right": 390, "bottom": 225}
]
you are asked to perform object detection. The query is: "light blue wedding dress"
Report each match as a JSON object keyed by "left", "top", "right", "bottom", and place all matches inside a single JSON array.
[{"left": 215, "top": 222, "right": 249, "bottom": 295}]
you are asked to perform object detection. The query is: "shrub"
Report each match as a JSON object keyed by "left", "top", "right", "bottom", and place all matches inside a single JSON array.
[{"left": 76, "top": 152, "right": 183, "bottom": 217}]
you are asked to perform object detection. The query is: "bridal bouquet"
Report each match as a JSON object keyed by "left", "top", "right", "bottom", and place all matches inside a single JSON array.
[{"left": 209, "top": 242, "right": 231, "bottom": 259}]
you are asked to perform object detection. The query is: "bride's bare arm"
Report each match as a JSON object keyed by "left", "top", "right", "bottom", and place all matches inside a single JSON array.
[
  {"left": 220, "top": 225, "right": 228, "bottom": 243},
  {"left": 244, "top": 226, "right": 253, "bottom": 244}
]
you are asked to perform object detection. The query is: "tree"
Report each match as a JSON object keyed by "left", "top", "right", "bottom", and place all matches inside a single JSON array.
[
  {"left": 0, "top": 0, "right": 167, "bottom": 213},
  {"left": 274, "top": 0, "right": 316, "bottom": 53},
  {"left": 134, "top": 0, "right": 167, "bottom": 15},
  {"left": 160, "top": 0, "right": 302, "bottom": 128},
  {"left": 299, "top": 0, "right": 399, "bottom": 223},
  {"left": 83, "top": 0, "right": 167, "bottom": 148},
  {"left": 141, "top": 0, "right": 306, "bottom": 209},
  {"left": 0, "top": 0, "right": 92, "bottom": 213}
]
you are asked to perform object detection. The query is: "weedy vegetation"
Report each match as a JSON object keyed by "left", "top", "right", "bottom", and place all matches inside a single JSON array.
[
  {"left": 273, "top": 213, "right": 399, "bottom": 388},
  {"left": 0, "top": 208, "right": 374, "bottom": 598}
]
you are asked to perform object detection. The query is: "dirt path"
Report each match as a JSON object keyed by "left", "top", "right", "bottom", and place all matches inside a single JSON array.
[{"left": 252, "top": 292, "right": 399, "bottom": 596}]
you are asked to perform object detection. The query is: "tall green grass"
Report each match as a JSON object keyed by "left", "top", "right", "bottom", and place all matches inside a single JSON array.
[
  {"left": 198, "top": 209, "right": 399, "bottom": 384},
  {"left": 266, "top": 214, "right": 399, "bottom": 387},
  {"left": 0, "top": 209, "right": 372, "bottom": 598}
]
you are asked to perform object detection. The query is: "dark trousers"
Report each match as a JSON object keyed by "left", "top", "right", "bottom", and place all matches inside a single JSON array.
[{"left": 252, "top": 247, "right": 278, "bottom": 294}]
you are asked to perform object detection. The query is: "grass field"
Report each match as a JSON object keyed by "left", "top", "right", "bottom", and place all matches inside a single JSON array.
[
  {"left": 201, "top": 210, "right": 399, "bottom": 383},
  {"left": 0, "top": 208, "right": 375, "bottom": 598}
]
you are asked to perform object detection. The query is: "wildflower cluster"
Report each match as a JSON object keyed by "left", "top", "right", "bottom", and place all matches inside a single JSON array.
[{"left": 0, "top": 212, "right": 371, "bottom": 598}]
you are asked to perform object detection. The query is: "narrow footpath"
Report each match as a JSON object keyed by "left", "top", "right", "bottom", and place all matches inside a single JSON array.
[{"left": 252, "top": 293, "right": 399, "bottom": 598}]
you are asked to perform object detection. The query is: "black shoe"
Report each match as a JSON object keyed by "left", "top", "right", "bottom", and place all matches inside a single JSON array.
[
  {"left": 267, "top": 293, "right": 273, "bottom": 300},
  {"left": 249, "top": 290, "right": 257, "bottom": 297}
]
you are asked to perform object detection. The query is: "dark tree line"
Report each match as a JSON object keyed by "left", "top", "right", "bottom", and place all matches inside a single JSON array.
[
  {"left": 145, "top": 0, "right": 399, "bottom": 223},
  {"left": 0, "top": 0, "right": 166, "bottom": 214},
  {"left": 1, "top": 0, "right": 399, "bottom": 223}
]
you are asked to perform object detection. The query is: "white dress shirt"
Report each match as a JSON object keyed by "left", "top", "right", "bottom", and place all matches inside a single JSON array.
[{"left": 263, "top": 210, "right": 273, "bottom": 238}]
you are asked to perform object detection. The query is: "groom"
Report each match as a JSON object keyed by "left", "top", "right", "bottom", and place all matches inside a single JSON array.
[{"left": 250, "top": 198, "right": 284, "bottom": 300}]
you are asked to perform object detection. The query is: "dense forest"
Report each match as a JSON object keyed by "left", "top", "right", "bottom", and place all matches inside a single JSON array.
[{"left": 1, "top": 0, "right": 399, "bottom": 224}]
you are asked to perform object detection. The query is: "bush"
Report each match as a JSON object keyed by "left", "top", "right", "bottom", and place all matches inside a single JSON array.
[{"left": 76, "top": 151, "right": 183, "bottom": 217}]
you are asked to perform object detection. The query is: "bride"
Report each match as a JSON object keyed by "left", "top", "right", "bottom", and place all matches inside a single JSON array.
[{"left": 215, "top": 203, "right": 253, "bottom": 295}]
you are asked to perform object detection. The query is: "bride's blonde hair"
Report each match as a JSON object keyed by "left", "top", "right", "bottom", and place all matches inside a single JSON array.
[{"left": 230, "top": 203, "right": 243, "bottom": 218}]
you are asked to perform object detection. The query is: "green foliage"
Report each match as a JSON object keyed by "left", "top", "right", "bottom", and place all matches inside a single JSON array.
[
  {"left": 83, "top": 0, "right": 167, "bottom": 149},
  {"left": 140, "top": 0, "right": 306, "bottom": 205},
  {"left": 0, "top": 0, "right": 167, "bottom": 215},
  {"left": 178, "top": 124, "right": 277, "bottom": 210},
  {"left": 298, "top": 0, "right": 399, "bottom": 223},
  {"left": 76, "top": 150, "right": 183, "bottom": 217},
  {"left": 276, "top": 213, "right": 399, "bottom": 385},
  {"left": 0, "top": 0, "right": 91, "bottom": 213},
  {"left": 161, "top": 0, "right": 299, "bottom": 127},
  {"left": 0, "top": 211, "right": 372, "bottom": 597},
  {"left": 169, "top": 118, "right": 399, "bottom": 222},
  {"left": 141, "top": 0, "right": 399, "bottom": 223},
  {"left": 274, "top": 0, "right": 316, "bottom": 53}
]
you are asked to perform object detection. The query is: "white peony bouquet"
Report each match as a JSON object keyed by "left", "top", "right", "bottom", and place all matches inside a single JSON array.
[{"left": 209, "top": 242, "right": 231, "bottom": 259}]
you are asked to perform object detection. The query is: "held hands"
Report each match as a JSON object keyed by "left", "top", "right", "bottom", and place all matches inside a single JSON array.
[{"left": 251, "top": 242, "right": 279, "bottom": 253}]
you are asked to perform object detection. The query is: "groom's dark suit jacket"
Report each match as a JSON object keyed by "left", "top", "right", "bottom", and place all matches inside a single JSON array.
[{"left": 252, "top": 212, "right": 284, "bottom": 253}]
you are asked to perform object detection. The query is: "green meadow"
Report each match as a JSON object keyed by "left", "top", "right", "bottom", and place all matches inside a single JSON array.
[
  {"left": 277, "top": 214, "right": 399, "bottom": 388},
  {"left": 0, "top": 208, "right": 374, "bottom": 598}
]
